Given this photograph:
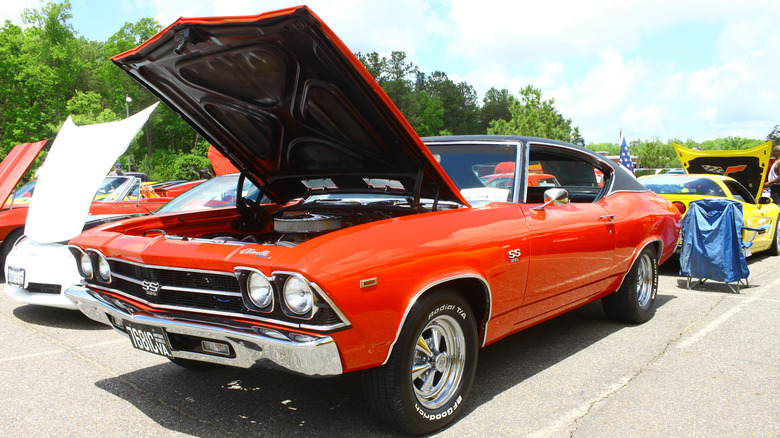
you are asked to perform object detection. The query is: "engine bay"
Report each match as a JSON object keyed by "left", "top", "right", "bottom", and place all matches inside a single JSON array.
[{"left": 161, "top": 200, "right": 452, "bottom": 248}]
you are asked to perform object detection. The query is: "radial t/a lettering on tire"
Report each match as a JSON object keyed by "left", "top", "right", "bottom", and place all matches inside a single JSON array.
[
  {"left": 363, "top": 291, "right": 478, "bottom": 435},
  {"left": 602, "top": 245, "right": 658, "bottom": 324}
]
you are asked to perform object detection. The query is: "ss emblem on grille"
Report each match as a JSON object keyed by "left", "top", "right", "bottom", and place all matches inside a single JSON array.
[{"left": 141, "top": 280, "right": 161, "bottom": 297}]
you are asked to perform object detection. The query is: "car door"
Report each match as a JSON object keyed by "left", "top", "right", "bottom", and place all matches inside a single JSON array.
[{"left": 517, "top": 145, "right": 616, "bottom": 316}]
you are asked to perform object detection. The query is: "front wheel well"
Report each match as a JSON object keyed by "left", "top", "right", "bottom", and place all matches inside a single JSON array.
[{"left": 425, "top": 277, "right": 490, "bottom": 345}]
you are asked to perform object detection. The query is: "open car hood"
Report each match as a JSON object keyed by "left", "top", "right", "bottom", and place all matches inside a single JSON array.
[
  {"left": 25, "top": 104, "right": 158, "bottom": 244},
  {"left": 674, "top": 141, "right": 772, "bottom": 199},
  {"left": 111, "top": 6, "right": 465, "bottom": 206},
  {"left": 0, "top": 140, "right": 47, "bottom": 206}
]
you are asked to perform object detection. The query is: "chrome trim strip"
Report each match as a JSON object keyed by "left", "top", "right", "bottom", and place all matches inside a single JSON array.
[
  {"left": 307, "top": 282, "right": 352, "bottom": 328},
  {"left": 64, "top": 286, "right": 342, "bottom": 376},
  {"left": 512, "top": 141, "right": 525, "bottom": 204},
  {"left": 382, "top": 273, "right": 492, "bottom": 365},
  {"left": 111, "top": 272, "right": 242, "bottom": 297},
  {"left": 82, "top": 283, "right": 348, "bottom": 331},
  {"left": 105, "top": 256, "right": 235, "bottom": 276},
  {"left": 519, "top": 142, "right": 530, "bottom": 203}
]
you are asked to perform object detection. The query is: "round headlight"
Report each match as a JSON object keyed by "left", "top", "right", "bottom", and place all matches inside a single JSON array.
[
  {"left": 80, "top": 252, "right": 93, "bottom": 278},
  {"left": 247, "top": 272, "right": 273, "bottom": 308},
  {"left": 283, "top": 276, "right": 314, "bottom": 315},
  {"left": 97, "top": 254, "right": 111, "bottom": 282}
]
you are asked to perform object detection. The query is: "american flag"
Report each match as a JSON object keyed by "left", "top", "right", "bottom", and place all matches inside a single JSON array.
[{"left": 619, "top": 129, "right": 634, "bottom": 174}]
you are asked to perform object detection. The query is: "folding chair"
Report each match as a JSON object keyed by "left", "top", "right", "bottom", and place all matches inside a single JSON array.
[{"left": 679, "top": 199, "right": 765, "bottom": 293}]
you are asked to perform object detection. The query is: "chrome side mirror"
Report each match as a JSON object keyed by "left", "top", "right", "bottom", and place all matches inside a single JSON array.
[{"left": 533, "top": 188, "right": 569, "bottom": 211}]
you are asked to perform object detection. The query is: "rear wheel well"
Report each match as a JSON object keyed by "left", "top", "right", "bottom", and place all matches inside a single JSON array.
[{"left": 425, "top": 277, "right": 489, "bottom": 345}]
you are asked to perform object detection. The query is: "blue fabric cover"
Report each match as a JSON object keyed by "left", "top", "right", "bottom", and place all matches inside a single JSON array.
[{"left": 679, "top": 199, "right": 749, "bottom": 283}]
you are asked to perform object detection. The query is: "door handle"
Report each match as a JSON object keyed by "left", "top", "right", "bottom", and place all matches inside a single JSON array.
[{"left": 599, "top": 215, "right": 615, "bottom": 222}]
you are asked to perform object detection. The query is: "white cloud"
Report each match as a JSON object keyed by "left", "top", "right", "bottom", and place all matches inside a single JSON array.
[
  {"left": 0, "top": 0, "right": 41, "bottom": 27},
  {"left": 622, "top": 104, "right": 664, "bottom": 136},
  {"left": 16, "top": 0, "right": 779, "bottom": 144},
  {"left": 698, "top": 108, "right": 718, "bottom": 123}
]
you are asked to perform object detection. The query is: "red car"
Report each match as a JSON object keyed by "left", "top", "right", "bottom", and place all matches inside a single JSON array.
[
  {"left": 0, "top": 140, "right": 48, "bottom": 266},
  {"left": 65, "top": 7, "right": 681, "bottom": 435}
]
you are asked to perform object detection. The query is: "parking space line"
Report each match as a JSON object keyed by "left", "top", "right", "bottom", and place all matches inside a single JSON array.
[
  {"left": 677, "top": 294, "right": 760, "bottom": 349},
  {"left": 676, "top": 277, "right": 780, "bottom": 349},
  {"left": 81, "top": 338, "right": 127, "bottom": 348}
]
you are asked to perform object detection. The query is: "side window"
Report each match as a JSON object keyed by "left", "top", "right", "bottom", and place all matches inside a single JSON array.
[
  {"left": 525, "top": 146, "right": 610, "bottom": 204},
  {"left": 724, "top": 180, "right": 755, "bottom": 204},
  {"left": 123, "top": 180, "right": 141, "bottom": 201}
]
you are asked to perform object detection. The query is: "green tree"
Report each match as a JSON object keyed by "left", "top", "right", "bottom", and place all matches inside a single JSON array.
[
  {"left": 479, "top": 88, "right": 511, "bottom": 133},
  {"left": 415, "top": 93, "right": 444, "bottom": 137},
  {"left": 420, "top": 71, "right": 479, "bottom": 135},
  {"left": 0, "top": 1, "right": 88, "bottom": 152},
  {"left": 66, "top": 90, "right": 119, "bottom": 125},
  {"left": 633, "top": 138, "right": 678, "bottom": 169},
  {"left": 767, "top": 125, "right": 780, "bottom": 146},
  {"left": 488, "top": 85, "right": 581, "bottom": 143}
]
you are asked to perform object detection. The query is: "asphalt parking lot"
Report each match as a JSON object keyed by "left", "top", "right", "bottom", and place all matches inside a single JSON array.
[{"left": 1, "top": 255, "right": 778, "bottom": 437}]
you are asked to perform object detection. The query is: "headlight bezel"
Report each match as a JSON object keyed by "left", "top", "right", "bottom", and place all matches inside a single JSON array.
[
  {"left": 88, "top": 250, "right": 112, "bottom": 283},
  {"left": 282, "top": 274, "right": 315, "bottom": 316},
  {"left": 234, "top": 268, "right": 321, "bottom": 320},
  {"left": 95, "top": 252, "right": 112, "bottom": 283},
  {"left": 247, "top": 271, "right": 274, "bottom": 310},
  {"left": 69, "top": 246, "right": 93, "bottom": 279}
]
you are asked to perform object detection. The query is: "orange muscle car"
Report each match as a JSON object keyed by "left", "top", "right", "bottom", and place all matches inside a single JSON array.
[{"left": 64, "top": 7, "right": 681, "bottom": 435}]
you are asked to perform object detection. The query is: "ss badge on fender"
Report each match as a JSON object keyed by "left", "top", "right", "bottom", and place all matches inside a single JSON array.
[{"left": 507, "top": 248, "right": 522, "bottom": 263}]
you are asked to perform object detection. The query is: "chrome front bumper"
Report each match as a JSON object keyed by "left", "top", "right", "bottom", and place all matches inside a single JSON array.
[{"left": 64, "top": 286, "right": 343, "bottom": 376}]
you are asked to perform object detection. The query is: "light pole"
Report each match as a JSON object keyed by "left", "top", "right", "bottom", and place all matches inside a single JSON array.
[
  {"left": 126, "top": 95, "right": 133, "bottom": 171},
  {"left": 125, "top": 95, "right": 132, "bottom": 117}
]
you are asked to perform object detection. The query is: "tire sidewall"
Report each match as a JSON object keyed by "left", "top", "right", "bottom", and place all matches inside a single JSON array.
[
  {"left": 632, "top": 247, "right": 658, "bottom": 316},
  {"left": 770, "top": 215, "right": 780, "bottom": 255},
  {"left": 397, "top": 293, "right": 478, "bottom": 434}
]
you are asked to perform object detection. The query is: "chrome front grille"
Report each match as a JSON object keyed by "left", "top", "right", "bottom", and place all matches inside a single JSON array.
[
  {"left": 87, "top": 258, "right": 347, "bottom": 331},
  {"left": 111, "top": 261, "right": 239, "bottom": 293},
  {"left": 103, "top": 259, "right": 243, "bottom": 311}
]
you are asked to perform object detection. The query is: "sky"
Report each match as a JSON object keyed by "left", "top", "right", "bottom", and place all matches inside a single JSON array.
[{"left": 1, "top": 0, "right": 779, "bottom": 145}]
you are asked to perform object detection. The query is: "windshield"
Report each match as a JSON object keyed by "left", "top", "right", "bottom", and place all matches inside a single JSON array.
[
  {"left": 94, "top": 176, "right": 134, "bottom": 201},
  {"left": 428, "top": 143, "right": 518, "bottom": 203},
  {"left": 156, "top": 174, "right": 261, "bottom": 213},
  {"left": 640, "top": 176, "right": 726, "bottom": 197},
  {"left": 6, "top": 180, "right": 37, "bottom": 205}
]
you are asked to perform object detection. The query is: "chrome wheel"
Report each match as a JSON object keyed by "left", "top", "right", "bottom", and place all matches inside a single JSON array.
[
  {"left": 635, "top": 253, "right": 653, "bottom": 309},
  {"left": 363, "top": 292, "right": 477, "bottom": 435},
  {"left": 602, "top": 246, "right": 658, "bottom": 324},
  {"left": 411, "top": 314, "right": 466, "bottom": 410}
]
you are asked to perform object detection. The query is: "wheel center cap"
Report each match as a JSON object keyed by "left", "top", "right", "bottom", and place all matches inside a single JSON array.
[{"left": 434, "top": 353, "right": 449, "bottom": 371}]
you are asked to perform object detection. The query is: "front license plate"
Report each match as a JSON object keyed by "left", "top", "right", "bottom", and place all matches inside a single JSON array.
[
  {"left": 7, "top": 267, "right": 25, "bottom": 287},
  {"left": 125, "top": 321, "right": 173, "bottom": 358}
]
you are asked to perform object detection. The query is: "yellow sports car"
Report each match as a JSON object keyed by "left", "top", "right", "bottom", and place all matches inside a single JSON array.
[{"left": 638, "top": 142, "right": 780, "bottom": 255}]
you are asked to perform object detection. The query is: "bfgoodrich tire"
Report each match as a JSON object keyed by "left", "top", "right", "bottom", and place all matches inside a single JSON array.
[
  {"left": 363, "top": 291, "right": 478, "bottom": 435},
  {"left": 602, "top": 245, "right": 659, "bottom": 324}
]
